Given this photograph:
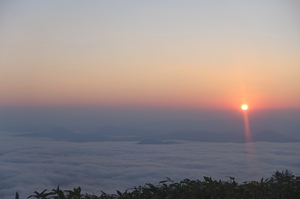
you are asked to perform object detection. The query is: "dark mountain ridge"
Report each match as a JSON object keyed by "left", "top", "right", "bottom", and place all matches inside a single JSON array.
[
  {"left": 15, "top": 126, "right": 300, "bottom": 143},
  {"left": 252, "top": 130, "right": 300, "bottom": 142}
]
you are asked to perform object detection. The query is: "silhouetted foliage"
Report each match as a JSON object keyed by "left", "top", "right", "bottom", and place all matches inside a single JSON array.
[{"left": 18, "top": 170, "right": 299, "bottom": 199}]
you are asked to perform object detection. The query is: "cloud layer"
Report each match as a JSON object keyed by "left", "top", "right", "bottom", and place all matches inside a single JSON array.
[{"left": 0, "top": 132, "right": 299, "bottom": 199}]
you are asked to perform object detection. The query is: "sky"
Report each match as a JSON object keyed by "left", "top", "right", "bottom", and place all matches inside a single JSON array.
[{"left": 1, "top": 0, "right": 300, "bottom": 111}]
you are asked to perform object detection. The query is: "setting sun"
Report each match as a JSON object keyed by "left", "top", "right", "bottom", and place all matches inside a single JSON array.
[{"left": 241, "top": 104, "right": 248, "bottom": 111}]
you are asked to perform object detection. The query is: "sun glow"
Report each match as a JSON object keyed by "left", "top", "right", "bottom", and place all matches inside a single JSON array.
[
  {"left": 241, "top": 101, "right": 257, "bottom": 174},
  {"left": 241, "top": 104, "right": 248, "bottom": 111}
]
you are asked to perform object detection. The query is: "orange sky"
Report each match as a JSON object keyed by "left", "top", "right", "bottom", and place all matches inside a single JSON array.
[{"left": 1, "top": 1, "right": 299, "bottom": 110}]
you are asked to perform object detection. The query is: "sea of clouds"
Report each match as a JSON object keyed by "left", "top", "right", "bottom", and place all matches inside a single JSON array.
[{"left": 0, "top": 131, "right": 299, "bottom": 199}]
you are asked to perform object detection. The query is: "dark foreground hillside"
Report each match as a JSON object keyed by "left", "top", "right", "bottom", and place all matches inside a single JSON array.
[{"left": 16, "top": 170, "right": 300, "bottom": 199}]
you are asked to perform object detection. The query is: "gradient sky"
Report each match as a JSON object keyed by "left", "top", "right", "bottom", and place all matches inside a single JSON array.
[{"left": 1, "top": 0, "right": 300, "bottom": 110}]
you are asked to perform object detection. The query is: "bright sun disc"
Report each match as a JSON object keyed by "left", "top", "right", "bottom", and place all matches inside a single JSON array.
[{"left": 241, "top": 104, "right": 248, "bottom": 110}]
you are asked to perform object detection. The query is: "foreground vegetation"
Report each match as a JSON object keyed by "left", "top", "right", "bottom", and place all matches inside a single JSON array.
[{"left": 16, "top": 170, "right": 300, "bottom": 199}]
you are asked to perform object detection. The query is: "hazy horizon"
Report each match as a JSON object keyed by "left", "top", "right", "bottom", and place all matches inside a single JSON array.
[{"left": 1, "top": 107, "right": 300, "bottom": 138}]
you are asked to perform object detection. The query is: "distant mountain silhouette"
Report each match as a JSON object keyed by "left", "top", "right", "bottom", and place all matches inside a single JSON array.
[
  {"left": 147, "top": 118, "right": 244, "bottom": 135},
  {"left": 15, "top": 126, "right": 300, "bottom": 143},
  {"left": 158, "top": 131, "right": 243, "bottom": 143},
  {"left": 93, "top": 125, "right": 157, "bottom": 137},
  {"left": 252, "top": 131, "right": 300, "bottom": 142},
  {"left": 16, "top": 126, "right": 154, "bottom": 142},
  {"left": 137, "top": 138, "right": 176, "bottom": 145},
  {"left": 47, "top": 127, "right": 76, "bottom": 139},
  {"left": 16, "top": 127, "right": 78, "bottom": 141}
]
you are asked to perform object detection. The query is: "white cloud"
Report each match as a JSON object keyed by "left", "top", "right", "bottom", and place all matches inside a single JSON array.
[{"left": 0, "top": 132, "right": 299, "bottom": 199}]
